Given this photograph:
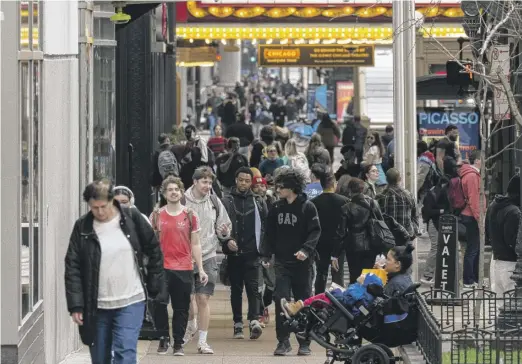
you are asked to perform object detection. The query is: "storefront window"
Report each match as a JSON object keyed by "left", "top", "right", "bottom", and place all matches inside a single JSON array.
[
  {"left": 20, "top": 61, "right": 31, "bottom": 319},
  {"left": 93, "top": 15, "right": 116, "bottom": 181},
  {"left": 19, "top": 0, "right": 43, "bottom": 322}
]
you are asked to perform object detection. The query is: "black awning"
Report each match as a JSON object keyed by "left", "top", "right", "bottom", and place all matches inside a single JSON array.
[
  {"left": 416, "top": 74, "right": 478, "bottom": 101},
  {"left": 116, "top": 3, "right": 161, "bottom": 28}
]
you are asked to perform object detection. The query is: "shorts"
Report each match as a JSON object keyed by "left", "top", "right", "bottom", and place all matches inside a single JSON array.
[{"left": 193, "top": 256, "right": 218, "bottom": 296}]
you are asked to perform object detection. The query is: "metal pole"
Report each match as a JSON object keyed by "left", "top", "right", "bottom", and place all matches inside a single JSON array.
[
  {"left": 167, "top": 3, "right": 177, "bottom": 131},
  {"left": 393, "top": 0, "right": 405, "bottom": 179},
  {"left": 403, "top": 0, "right": 418, "bottom": 282}
]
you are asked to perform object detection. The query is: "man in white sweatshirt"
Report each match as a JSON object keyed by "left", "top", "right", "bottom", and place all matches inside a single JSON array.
[{"left": 184, "top": 166, "right": 232, "bottom": 354}]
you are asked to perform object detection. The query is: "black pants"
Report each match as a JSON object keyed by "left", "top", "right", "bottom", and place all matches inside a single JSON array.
[
  {"left": 228, "top": 254, "right": 262, "bottom": 323},
  {"left": 326, "top": 146, "right": 335, "bottom": 165},
  {"left": 154, "top": 270, "right": 193, "bottom": 347},
  {"left": 346, "top": 251, "right": 376, "bottom": 284},
  {"left": 315, "top": 253, "right": 345, "bottom": 294},
  {"left": 274, "top": 262, "right": 313, "bottom": 344}
]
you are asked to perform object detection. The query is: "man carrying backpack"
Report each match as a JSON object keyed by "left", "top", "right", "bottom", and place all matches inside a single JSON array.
[
  {"left": 417, "top": 140, "right": 438, "bottom": 202},
  {"left": 150, "top": 133, "right": 180, "bottom": 201},
  {"left": 458, "top": 150, "right": 482, "bottom": 288}
]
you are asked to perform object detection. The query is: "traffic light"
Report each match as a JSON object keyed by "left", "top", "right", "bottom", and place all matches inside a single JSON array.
[{"left": 446, "top": 60, "right": 474, "bottom": 87}]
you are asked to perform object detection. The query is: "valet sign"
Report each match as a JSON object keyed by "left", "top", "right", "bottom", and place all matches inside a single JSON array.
[
  {"left": 434, "top": 215, "right": 459, "bottom": 297},
  {"left": 417, "top": 109, "right": 480, "bottom": 159}
]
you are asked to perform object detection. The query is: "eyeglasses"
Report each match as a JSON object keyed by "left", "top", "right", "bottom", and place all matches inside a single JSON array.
[{"left": 267, "top": 149, "right": 277, "bottom": 153}]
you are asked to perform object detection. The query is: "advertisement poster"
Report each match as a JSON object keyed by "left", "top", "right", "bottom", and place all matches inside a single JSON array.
[
  {"left": 315, "top": 84, "right": 336, "bottom": 119},
  {"left": 307, "top": 84, "right": 319, "bottom": 121},
  {"left": 417, "top": 108, "right": 480, "bottom": 159},
  {"left": 336, "top": 81, "right": 354, "bottom": 122}
]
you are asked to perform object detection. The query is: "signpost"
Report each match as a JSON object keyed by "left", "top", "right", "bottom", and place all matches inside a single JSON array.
[
  {"left": 489, "top": 44, "right": 511, "bottom": 121},
  {"left": 434, "top": 214, "right": 460, "bottom": 298},
  {"left": 258, "top": 44, "right": 374, "bottom": 68}
]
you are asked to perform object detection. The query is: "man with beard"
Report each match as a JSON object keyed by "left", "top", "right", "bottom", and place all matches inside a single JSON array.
[
  {"left": 152, "top": 176, "right": 208, "bottom": 356},
  {"left": 221, "top": 167, "right": 267, "bottom": 340},
  {"left": 435, "top": 125, "right": 461, "bottom": 171},
  {"left": 261, "top": 168, "right": 321, "bottom": 356}
]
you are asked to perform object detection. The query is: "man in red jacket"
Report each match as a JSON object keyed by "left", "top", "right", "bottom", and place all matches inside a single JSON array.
[{"left": 459, "top": 150, "right": 483, "bottom": 288}]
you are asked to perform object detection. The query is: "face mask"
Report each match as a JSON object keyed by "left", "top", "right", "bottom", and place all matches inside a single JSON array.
[{"left": 449, "top": 134, "right": 458, "bottom": 142}]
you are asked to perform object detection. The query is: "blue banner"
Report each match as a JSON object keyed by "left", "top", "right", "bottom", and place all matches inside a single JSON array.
[
  {"left": 417, "top": 109, "right": 480, "bottom": 159},
  {"left": 307, "top": 84, "right": 319, "bottom": 121}
]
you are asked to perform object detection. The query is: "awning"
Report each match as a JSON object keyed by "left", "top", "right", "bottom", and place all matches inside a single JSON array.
[{"left": 416, "top": 75, "right": 478, "bottom": 101}]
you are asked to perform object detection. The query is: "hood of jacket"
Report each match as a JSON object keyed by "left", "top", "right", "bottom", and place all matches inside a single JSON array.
[
  {"left": 459, "top": 163, "right": 479, "bottom": 179},
  {"left": 231, "top": 187, "right": 254, "bottom": 199},
  {"left": 493, "top": 195, "right": 520, "bottom": 209},
  {"left": 185, "top": 186, "right": 210, "bottom": 204}
]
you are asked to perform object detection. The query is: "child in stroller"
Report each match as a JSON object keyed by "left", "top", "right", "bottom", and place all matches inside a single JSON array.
[
  {"left": 282, "top": 244, "right": 419, "bottom": 364},
  {"left": 281, "top": 273, "right": 384, "bottom": 319}
]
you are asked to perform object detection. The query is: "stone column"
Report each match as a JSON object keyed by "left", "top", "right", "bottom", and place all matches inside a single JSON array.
[{"left": 218, "top": 44, "right": 241, "bottom": 87}]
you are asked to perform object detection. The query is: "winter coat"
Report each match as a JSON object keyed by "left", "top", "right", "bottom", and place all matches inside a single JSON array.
[
  {"left": 317, "top": 122, "right": 341, "bottom": 148},
  {"left": 485, "top": 195, "right": 520, "bottom": 262},
  {"left": 64, "top": 202, "right": 164, "bottom": 345},
  {"left": 331, "top": 273, "right": 384, "bottom": 315}
]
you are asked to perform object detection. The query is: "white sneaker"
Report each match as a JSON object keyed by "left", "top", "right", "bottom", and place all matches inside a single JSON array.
[
  {"left": 183, "top": 323, "right": 198, "bottom": 346},
  {"left": 198, "top": 342, "right": 214, "bottom": 354}
]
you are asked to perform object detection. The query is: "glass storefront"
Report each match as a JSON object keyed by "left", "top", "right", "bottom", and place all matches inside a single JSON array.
[
  {"left": 93, "top": 7, "right": 116, "bottom": 181},
  {"left": 19, "top": 0, "right": 42, "bottom": 322}
]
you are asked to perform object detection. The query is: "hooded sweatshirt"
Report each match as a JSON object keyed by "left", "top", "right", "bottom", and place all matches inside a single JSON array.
[
  {"left": 184, "top": 187, "right": 232, "bottom": 261},
  {"left": 261, "top": 194, "right": 321, "bottom": 264},
  {"left": 459, "top": 164, "right": 482, "bottom": 221},
  {"left": 485, "top": 195, "right": 520, "bottom": 262}
]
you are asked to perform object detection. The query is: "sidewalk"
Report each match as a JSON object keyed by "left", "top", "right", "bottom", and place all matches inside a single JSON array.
[{"left": 60, "top": 288, "right": 326, "bottom": 364}]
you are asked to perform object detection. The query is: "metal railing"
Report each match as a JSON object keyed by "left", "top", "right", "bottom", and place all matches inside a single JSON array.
[{"left": 416, "top": 287, "right": 522, "bottom": 364}]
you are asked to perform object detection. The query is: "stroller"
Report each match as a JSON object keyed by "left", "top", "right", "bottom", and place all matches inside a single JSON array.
[{"left": 283, "top": 282, "right": 421, "bottom": 364}]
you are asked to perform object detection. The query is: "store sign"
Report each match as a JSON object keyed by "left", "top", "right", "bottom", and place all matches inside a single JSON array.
[
  {"left": 258, "top": 44, "right": 374, "bottom": 67},
  {"left": 417, "top": 109, "right": 480, "bottom": 159},
  {"left": 418, "top": 111, "right": 479, "bottom": 125},
  {"left": 177, "top": 47, "right": 217, "bottom": 64}
]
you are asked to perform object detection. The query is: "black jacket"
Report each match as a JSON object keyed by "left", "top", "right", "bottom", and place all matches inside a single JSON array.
[
  {"left": 261, "top": 194, "right": 321, "bottom": 264},
  {"left": 64, "top": 202, "right": 164, "bottom": 345},
  {"left": 485, "top": 195, "right": 520, "bottom": 262},
  {"left": 215, "top": 152, "right": 249, "bottom": 188},
  {"left": 333, "top": 193, "right": 377, "bottom": 257},
  {"left": 225, "top": 123, "right": 255, "bottom": 147},
  {"left": 221, "top": 188, "right": 268, "bottom": 255}
]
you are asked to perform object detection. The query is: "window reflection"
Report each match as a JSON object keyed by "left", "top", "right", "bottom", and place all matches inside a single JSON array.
[
  {"left": 20, "top": 1, "right": 29, "bottom": 50},
  {"left": 32, "top": 1, "right": 39, "bottom": 50},
  {"left": 93, "top": 46, "right": 116, "bottom": 181},
  {"left": 21, "top": 62, "right": 31, "bottom": 319},
  {"left": 33, "top": 62, "right": 40, "bottom": 304}
]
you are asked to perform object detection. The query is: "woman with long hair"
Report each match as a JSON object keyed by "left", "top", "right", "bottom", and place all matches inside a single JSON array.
[
  {"left": 305, "top": 133, "right": 331, "bottom": 166},
  {"left": 361, "top": 131, "right": 386, "bottom": 187},
  {"left": 283, "top": 139, "right": 310, "bottom": 180},
  {"left": 360, "top": 164, "right": 379, "bottom": 199}
]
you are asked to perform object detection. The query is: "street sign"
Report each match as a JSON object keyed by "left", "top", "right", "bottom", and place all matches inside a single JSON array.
[
  {"left": 258, "top": 44, "right": 374, "bottom": 67},
  {"left": 490, "top": 45, "right": 510, "bottom": 77},
  {"left": 493, "top": 87, "right": 511, "bottom": 121},
  {"left": 434, "top": 214, "right": 460, "bottom": 298}
]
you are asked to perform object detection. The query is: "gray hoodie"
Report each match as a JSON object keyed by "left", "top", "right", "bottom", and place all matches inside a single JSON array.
[{"left": 184, "top": 186, "right": 231, "bottom": 261}]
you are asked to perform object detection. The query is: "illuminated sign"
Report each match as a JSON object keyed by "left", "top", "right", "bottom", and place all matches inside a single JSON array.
[
  {"left": 258, "top": 44, "right": 374, "bottom": 67},
  {"left": 418, "top": 111, "right": 479, "bottom": 124}
]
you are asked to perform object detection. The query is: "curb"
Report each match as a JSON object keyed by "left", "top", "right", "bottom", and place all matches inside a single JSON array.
[{"left": 399, "top": 344, "right": 426, "bottom": 364}]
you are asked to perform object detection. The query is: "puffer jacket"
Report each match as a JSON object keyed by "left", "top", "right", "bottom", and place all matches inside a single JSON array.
[{"left": 64, "top": 201, "right": 164, "bottom": 345}]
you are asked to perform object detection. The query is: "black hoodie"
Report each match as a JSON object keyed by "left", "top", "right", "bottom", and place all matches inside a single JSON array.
[
  {"left": 261, "top": 194, "right": 321, "bottom": 264},
  {"left": 485, "top": 195, "right": 520, "bottom": 262}
]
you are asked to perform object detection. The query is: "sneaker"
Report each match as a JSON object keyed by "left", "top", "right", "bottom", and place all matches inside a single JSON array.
[
  {"left": 233, "top": 323, "right": 244, "bottom": 339},
  {"left": 173, "top": 346, "right": 185, "bottom": 356},
  {"left": 281, "top": 298, "right": 304, "bottom": 319},
  {"left": 157, "top": 337, "right": 170, "bottom": 355},
  {"left": 183, "top": 323, "right": 198, "bottom": 346},
  {"left": 463, "top": 282, "right": 478, "bottom": 290},
  {"left": 298, "top": 344, "right": 312, "bottom": 356},
  {"left": 421, "top": 276, "right": 434, "bottom": 285},
  {"left": 198, "top": 342, "right": 214, "bottom": 354},
  {"left": 249, "top": 320, "right": 263, "bottom": 340},
  {"left": 273, "top": 340, "right": 292, "bottom": 356}
]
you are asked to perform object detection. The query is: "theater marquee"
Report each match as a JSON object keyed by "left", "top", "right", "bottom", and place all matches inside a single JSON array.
[{"left": 258, "top": 44, "right": 375, "bottom": 67}]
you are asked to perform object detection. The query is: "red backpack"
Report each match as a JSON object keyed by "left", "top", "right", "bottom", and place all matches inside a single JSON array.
[{"left": 448, "top": 176, "right": 468, "bottom": 213}]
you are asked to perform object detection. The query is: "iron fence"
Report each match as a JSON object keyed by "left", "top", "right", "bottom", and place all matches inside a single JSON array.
[{"left": 415, "top": 287, "right": 522, "bottom": 364}]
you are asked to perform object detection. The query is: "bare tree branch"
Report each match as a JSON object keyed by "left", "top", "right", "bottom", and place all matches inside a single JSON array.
[{"left": 498, "top": 69, "right": 522, "bottom": 128}]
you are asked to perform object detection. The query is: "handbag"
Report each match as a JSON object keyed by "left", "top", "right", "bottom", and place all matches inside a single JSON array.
[
  {"left": 219, "top": 256, "right": 231, "bottom": 286},
  {"left": 353, "top": 198, "right": 395, "bottom": 252}
]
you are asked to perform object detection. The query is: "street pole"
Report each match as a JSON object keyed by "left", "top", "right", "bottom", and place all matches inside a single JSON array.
[
  {"left": 392, "top": 0, "right": 405, "bottom": 183},
  {"left": 403, "top": 0, "right": 418, "bottom": 281}
]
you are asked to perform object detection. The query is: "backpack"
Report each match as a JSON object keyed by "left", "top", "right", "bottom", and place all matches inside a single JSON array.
[
  {"left": 448, "top": 176, "right": 467, "bottom": 214},
  {"left": 157, "top": 149, "right": 179, "bottom": 179},
  {"left": 418, "top": 162, "right": 439, "bottom": 196},
  {"left": 421, "top": 183, "right": 444, "bottom": 223},
  {"left": 181, "top": 193, "right": 221, "bottom": 231},
  {"left": 353, "top": 198, "right": 396, "bottom": 253}
]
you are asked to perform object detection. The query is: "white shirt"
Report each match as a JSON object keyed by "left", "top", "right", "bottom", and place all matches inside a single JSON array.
[{"left": 94, "top": 212, "right": 145, "bottom": 309}]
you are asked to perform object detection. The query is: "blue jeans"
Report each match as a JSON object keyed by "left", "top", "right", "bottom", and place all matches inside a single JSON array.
[
  {"left": 462, "top": 215, "right": 479, "bottom": 285},
  {"left": 89, "top": 300, "right": 145, "bottom": 364},
  {"left": 208, "top": 114, "right": 216, "bottom": 136}
]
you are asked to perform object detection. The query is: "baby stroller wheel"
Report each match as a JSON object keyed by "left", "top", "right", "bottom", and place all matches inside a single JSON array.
[{"left": 351, "top": 344, "right": 390, "bottom": 364}]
